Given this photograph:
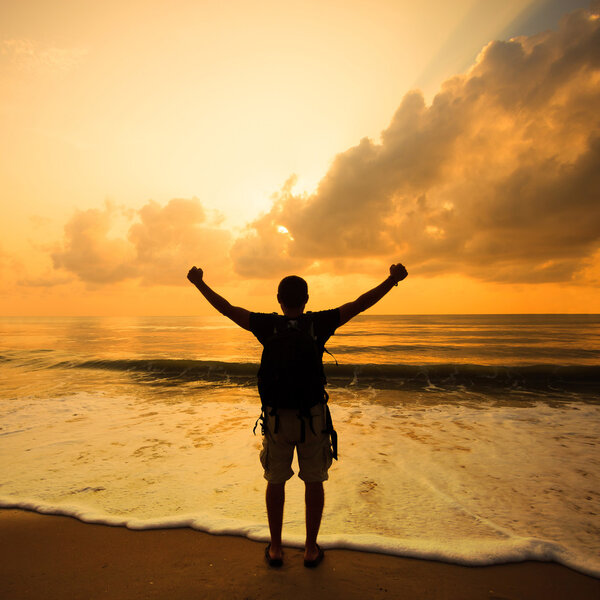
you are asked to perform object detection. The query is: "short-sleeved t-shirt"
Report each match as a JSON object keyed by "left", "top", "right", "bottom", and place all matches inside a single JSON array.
[{"left": 249, "top": 309, "right": 340, "bottom": 355}]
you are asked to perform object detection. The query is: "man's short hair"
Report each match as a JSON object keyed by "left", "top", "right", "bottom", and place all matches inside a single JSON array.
[{"left": 278, "top": 275, "right": 308, "bottom": 309}]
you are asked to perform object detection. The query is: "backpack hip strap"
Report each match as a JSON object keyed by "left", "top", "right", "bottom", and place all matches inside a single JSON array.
[
  {"left": 253, "top": 406, "right": 280, "bottom": 436},
  {"left": 253, "top": 407, "right": 267, "bottom": 436}
]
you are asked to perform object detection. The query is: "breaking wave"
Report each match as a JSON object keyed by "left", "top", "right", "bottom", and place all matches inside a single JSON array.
[{"left": 35, "top": 357, "right": 600, "bottom": 393}]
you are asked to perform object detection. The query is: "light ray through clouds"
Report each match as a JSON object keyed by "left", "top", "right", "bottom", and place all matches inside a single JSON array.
[{"left": 414, "top": 0, "right": 592, "bottom": 99}]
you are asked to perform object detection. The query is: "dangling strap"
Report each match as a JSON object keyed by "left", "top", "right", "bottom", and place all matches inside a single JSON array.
[
  {"left": 253, "top": 406, "right": 266, "bottom": 436},
  {"left": 253, "top": 406, "right": 280, "bottom": 436},
  {"left": 269, "top": 406, "right": 280, "bottom": 434},
  {"left": 298, "top": 413, "right": 306, "bottom": 443},
  {"left": 296, "top": 407, "right": 316, "bottom": 444},
  {"left": 323, "top": 346, "right": 338, "bottom": 365},
  {"left": 308, "top": 412, "right": 316, "bottom": 436},
  {"left": 323, "top": 404, "right": 338, "bottom": 460}
]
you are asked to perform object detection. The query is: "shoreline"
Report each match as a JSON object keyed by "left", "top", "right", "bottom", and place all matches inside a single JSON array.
[{"left": 1, "top": 509, "right": 598, "bottom": 600}]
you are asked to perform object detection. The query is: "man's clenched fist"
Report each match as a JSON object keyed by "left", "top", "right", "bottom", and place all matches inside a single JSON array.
[
  {"left": 389, "top": 263, "right": 408, "bottom": 283},
  {"left": 187, "top": 266, "right": 204, "bottom": 285}
]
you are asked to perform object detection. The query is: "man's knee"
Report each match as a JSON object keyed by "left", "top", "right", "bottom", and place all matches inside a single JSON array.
[
  {"left": 267, "top": 481, "right": 286, "bottom": 491},
  {"left": 304, "top": 481, "right": 324, "bottom": 500},
  {"left": 304, "top": 481, "right": 323, "bottom": 490}
]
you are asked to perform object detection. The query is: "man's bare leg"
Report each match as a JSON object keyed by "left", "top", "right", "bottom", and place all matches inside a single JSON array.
[
  {"left": 304, "top": 481, "right": 324, "bottom": 561},
  {"left": 266, "top": 482, "right": 285, "bottom": 559}
]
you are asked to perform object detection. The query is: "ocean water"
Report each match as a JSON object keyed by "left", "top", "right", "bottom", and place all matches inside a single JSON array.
[{"left": 0, "top": 315, "right": 599, "bottom": 577}]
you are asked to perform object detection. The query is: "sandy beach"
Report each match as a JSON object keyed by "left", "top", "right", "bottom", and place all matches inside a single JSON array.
[{"left": 0, "top": 509, "right": 598, "bottom": 600}]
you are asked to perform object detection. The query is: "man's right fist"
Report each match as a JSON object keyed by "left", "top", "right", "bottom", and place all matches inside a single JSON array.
[
  {"left": 389, "top": 263, "right": 408, "bottom": 283},
  {"left": 187, "top": 266, "right": 204, "bottom": 285}
]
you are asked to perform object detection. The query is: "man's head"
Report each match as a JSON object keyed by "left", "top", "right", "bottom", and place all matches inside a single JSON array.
[{"left": 277, "top": 275, "right": 308, "bottom": 310}]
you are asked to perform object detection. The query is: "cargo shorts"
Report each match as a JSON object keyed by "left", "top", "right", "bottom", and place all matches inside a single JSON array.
[{"left": 260, "top": 404, "right": 334, "bottom": 484}]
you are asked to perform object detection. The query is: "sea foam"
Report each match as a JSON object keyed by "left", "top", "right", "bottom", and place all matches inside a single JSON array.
[
  {"left": 1, "top": 389, "right": 599, "bottom": 577},
  {"left": 1, "top": 496, "right": 597, "bottom": 578}
]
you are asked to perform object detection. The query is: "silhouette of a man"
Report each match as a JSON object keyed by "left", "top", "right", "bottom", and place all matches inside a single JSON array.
[{"left": 187, "top": 263, "right": 408, "bottom": 567}]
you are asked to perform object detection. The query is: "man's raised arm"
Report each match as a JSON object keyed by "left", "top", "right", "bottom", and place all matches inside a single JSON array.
[
  {"left": 187, "top": 266, "right": 251, "bottom": 331},
  {"left": 338, "top": 263, "right": 408, "bottom": 327}
]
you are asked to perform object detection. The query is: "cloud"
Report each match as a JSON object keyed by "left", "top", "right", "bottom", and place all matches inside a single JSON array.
[
  {"left": 231, "top": 177, "right": 312, "bottom": 277},
  {"left": 0, "top": 245, "right": 19, "bottom": 291},
  {"left": 231, "top": 7, "right": 600, "bottom": 284},
  {"left": 1, "top": 39, "right": 88, "bottom": 72},
  {"left": 129, "top": 198, "right": 231, "bottom": 285},
  {"left": 17, "top": 274, "right": 74, "bottom": 287},
  {"left": 52, "top": 199, "right": 231, "bottom": 286},
  {"left": 51, "top": 202, "right": 138, "bottom": 284}
]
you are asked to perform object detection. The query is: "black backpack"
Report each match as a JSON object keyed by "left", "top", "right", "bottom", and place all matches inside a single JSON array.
[{"left": 257, "top": 314, "right": 327, "bottom": 410}]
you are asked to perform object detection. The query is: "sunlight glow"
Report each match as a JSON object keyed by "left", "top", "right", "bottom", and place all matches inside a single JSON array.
[
  {"left": 426, "top": 225, "right": 445, "bottom": 239},
  {"left": 1, "top": 0, "right": 597, "bottom": 315}
]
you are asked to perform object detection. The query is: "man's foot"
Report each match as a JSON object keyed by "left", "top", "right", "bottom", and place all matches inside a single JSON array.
[
  {"left": 265, "top": 543, "right": 283, "bottom": 568},
  {"left": 303, "top": 544, "right": 324, "bottom": 568}
]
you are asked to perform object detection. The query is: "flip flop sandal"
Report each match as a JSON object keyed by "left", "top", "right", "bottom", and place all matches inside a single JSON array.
[
  {"left": 265, "top": 543, "right": 283, "bottom": 568},
  {"left": 303, "top": 544, "right": 324, "bottom": 568}
]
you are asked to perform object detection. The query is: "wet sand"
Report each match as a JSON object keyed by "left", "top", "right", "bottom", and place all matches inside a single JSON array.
[{"left": 1, "top": 509, "right": 598, "bottom": 600}]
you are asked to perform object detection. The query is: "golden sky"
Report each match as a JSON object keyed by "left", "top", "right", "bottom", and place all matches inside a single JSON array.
[{"left": 1, "top": 0, "right": 598, "bottom": 316}]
